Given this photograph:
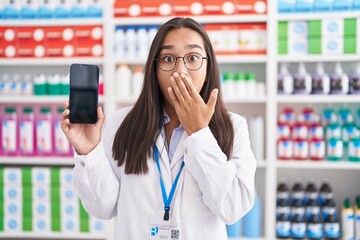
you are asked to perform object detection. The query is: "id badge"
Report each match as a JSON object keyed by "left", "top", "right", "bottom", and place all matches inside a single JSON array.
[{"left": 149, "top": 217, "right": 181, "bottom": 240}]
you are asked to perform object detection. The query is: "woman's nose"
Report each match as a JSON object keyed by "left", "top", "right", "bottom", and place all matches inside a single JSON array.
[{"left": 174, "top": 58, "right": 187, "bottom": 73}]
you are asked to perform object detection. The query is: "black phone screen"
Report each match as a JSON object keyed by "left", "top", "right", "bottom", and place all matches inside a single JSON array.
[
  {"left": 69, "top": 88, "right": 98, "bottom": 123},
  {"left": 69, "top": 64, "right": 99, "bottom": 124}
]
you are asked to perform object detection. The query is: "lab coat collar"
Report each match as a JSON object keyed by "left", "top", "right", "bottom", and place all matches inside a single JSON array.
[
  {"left": 154, "top": 133, "right": 171, "bottom": 176},
  {"left": 170, "top": 131, "right": 188, "bottom": 170}
]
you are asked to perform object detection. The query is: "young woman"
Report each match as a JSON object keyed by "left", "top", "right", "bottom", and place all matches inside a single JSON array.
[{"left": 61, "top": 17, "right": 256, "bottom": 240}]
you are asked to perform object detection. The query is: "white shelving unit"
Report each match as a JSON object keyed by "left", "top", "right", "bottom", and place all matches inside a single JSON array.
[{"left": 1, "top": 2, "right": 360, "bottom": 240}]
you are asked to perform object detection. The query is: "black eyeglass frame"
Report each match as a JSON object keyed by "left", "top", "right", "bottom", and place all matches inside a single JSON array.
[{"left": 154, "top": 53, "right": 208, "bottom": 72}]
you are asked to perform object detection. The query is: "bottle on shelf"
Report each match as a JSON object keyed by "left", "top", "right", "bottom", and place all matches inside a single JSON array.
[
  {"left": 136, "top": 25, "right": 149, "bottom": 59},
  {"left": 290, "top": 207, "right": 306, "bottom": 239},
  {"left": 349, "top": 62, "right": 360, "bottom": 95},
  {"left": 305, "top": 179, "right": 318, "bottom": 206},
  {"left": 293, "top": 63, "right": 312, "bottom": 95},
  {"left": 116, "top": 64, "right": 132, "bottom": 100},
  {"left": 307, "top": 203, "right": 323, "bottom": 240},
  {"left": 311, "top": 62, "right": 330, "bottom": 95},
  {"left": 115, "top": 26, "right": 126, "bottom": 59},
  {"left": 243, "top": 189, "right": 261, "bottom": 237},
  {"left": 324, "top": 207, "right": 341, "bottom": 240},
  {"left": 309, "top": 115, "right": 326, "bottom": 161},
  {"left": 132, "top": 65, "right": 144, "bottom": 99},
  {"left": 54, "top": 107, "right": 72, "bottom": 156},
  {"left": 19, "top": 107, "right": 35, "bottom": 156},
  {"left": 245, "top": 71, "right": 257, "bottom": 97},
  {"left": 36, "top": 107, "right": 53, "bottom": 156},
  {"left": 125, "top": 26, "right": 137, "bottom": 59},
  {"left": 1, "top": 106, "right": 18, "bottom": 156},
  {"left": 234, "top": 72, "right": 246, "bottom": 98},
  {"left": 293, "top": 115, "right": 309, "bottom": 160},
  {"left": 341, "top": 198, "right": 355, "bottom": 240},
  {"left": 276, "top": 213, "right": 291, "bottom": 239},
  {"left": 278, "top": 63, "right": 293, "bottom": 95},
  {"left": 319, "top": 180, "right": 333, "bottom": 207},
  {"left": 330, "top": 62, "right": 349, "bottom": 95},
  {"left": 355, "top": 196, "right": 360, "bottom": 240},
  {"left": 222, "top": 72, "right": 235, "bottom": 101}
]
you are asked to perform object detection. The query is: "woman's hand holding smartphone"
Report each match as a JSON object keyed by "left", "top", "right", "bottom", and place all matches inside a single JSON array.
[{"left": 61, "top": 101, "right": 105, "bottom": 155}]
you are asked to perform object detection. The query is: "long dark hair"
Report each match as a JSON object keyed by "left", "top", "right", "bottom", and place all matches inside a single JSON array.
[{"left": 112, "top": 17, "right": 234, "bottom": 174}]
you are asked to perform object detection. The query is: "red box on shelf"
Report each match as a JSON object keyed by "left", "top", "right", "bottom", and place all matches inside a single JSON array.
[
  {"left": 16, "top": 27, "right": 46, "bottom": 58},
  {"left": 45, "top": 27, "right": 76, "bottom": 57},
  {"left": 140, "top": 0, "right": 174, "bottom": 16},
  {"left": 0, "top": 27, "right": 17, "bottom": 58},
  {"left": 235, "top": 0, "right": 267, "bottom": 14},
  {"left": 203, "top": 0, "right": 236, "bottom": 15},
  {"left": 114, "top": 0, "right": 142, "bottom": 17},
  {"left": 74, "top": 26, "right": 103, "bottom": 57}
]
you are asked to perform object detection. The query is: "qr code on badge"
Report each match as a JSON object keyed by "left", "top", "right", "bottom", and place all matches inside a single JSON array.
[{"left": 171, "top": 229, "right": 180, "bottom": 239}]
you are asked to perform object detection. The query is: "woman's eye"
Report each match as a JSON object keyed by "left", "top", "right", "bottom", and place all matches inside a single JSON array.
[
  {"left": 163, "top": 56, "right": 174, "bottom": 63},
  {"left": 188, "top": 55, "right": 199, "bottom": 62}
]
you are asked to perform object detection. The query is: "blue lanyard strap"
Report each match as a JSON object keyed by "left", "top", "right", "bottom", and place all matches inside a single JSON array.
[{"left": 153, "top": 145, "right": 185, "bottom": 221}]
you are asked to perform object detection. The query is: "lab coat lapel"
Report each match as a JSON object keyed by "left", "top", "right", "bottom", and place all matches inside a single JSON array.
[
  {"left": 154, "top": 134, "right": 171, "bottom": 177},
  {"left": 170, "top": 131, "right": 188, "bottom": 170}
]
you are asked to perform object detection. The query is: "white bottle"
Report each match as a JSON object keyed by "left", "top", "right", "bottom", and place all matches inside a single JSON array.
[
  {"left": 10, "top": 74, "right": 22, "bottom": 95},
  {"left": 330, "top": 62, "right": 349, "bottom": 94},
  {"left": 148, "top": 25, "right": 158, "bottom": 50},
  {"left": 125, "top": 26, "right": 137, "bottom": 59},
  {"left": 341, "top": 198, "right": 355, "bottom": 240},
  {"left": 0, "top": 74, "right": 11, "bottom": 95},
  {"left": 311, "top": 62, "right": 330, "bottom": 94},
  {"left": 245, "top": 72, "right": 257, "bottom": 98},
  {"left": 22, "top": 74, "right": 33, "bottom": 95},
  {"left": 293, "top": 63, "right": 312, "bottom": 94},
  {"left": 278, "top": 63, "right": 293, "bottom": 94},
  {"left": 115, "top": 26, "right": 125, "bottom": 59},
  {"left": 136, "top": 25, "right": 148, "bottom": 59},
  {"left": 116, "top": 64, "right": 132, "bottom": 100},
  {"left": 248, "top": 115, "right": 264, "bottom": 161},
  {"left": 132, "top": 65, "right": 144, "bottom": 99},
  {"left": 349, "top": 62, "right": 360, "bottom": 94}
]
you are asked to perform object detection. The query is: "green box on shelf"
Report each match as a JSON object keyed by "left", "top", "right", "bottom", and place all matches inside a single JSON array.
[
  {"left": 309, "top": 36, "right": 322, "bottom": 54},
  {"left": 48, "top": 83, "right": 61, "bottom": 95},
  {"left": 344, "top": 18, "right": 357, "bottom": 36},
  {"left": 344, "top": 37, "right": 357, "bottom": 54},
  {"left": 34, "top": 83, "right": 47, "bottom": 95},
  {"left": 308, "top": 20, "right": 321, "bottom": 37},
  {"left": 278, "top": 21, "right": 288, "bottom": 38},
  {"left": 278, "top": 38, "right": 288, "bottom": 55}
]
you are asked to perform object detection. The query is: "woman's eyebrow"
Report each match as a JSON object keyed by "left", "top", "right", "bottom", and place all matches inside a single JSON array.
[
  {"left": 160, "top": 44, "right": 204, "bottom": 52},
  {"left": 186, "top": 44, "right": 203, "bottom": 50}
]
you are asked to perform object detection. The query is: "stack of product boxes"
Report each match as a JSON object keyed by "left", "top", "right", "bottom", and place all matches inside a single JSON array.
[
  {"left": 278, "top": 18, "right": 359, "bottom": 55},
  {"left": 0, "top": 167, "right": 106, "bottom": 235}
]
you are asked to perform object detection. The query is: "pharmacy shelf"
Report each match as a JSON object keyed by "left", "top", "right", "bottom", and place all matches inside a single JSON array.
[
  {"left": 276, "top": 11, "right": 360, "bottom": 21},
  {"left": 277, "top": 95, "right": 360, "bottom": 103},
  {"left": 276, "top": 160, "right": 360, "bottom": 170},
  {"left": 0, "top": 58, "right": 104, "bottom": 66},
  {"left": 113, "top": 14, "right": 267, "bottom": 25},
  {"left": 114, "top": 55, "right": 267, "bottom": 65},
  {"left": 0, "top": 232, "right": 105, "bottom": 239},
  {"left": 0, "top": 96, "right": 105, "bottom": 105},
  {"left": 0, "top": 157, "right": 75, "bottom": 166},
  {"left": 277, "top": 55, "right": 360, "bottom": 63},
  {"left": 114, "top": 96, "right": 268, "bottom": 105},
  {"left": 0, "top": 18, "right": 104, "bottom": 26}
]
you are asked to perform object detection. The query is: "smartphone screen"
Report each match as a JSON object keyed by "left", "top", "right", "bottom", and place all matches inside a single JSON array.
[{"left": 69, "top": 64, "right": 99, "bottom": 124}]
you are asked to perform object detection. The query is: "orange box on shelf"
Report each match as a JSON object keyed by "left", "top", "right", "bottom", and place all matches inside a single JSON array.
[
  {"left": 173, "top": 0, "right": 192, "bottom": 16},
  {"left": 114, "top": 0, "right": 142, "bottom": 17},
  {"left": 0, "top": 27, "right": 17, "bottom": 58},
  {"left": 140, "top": 0, "right": 174, "bottom": 16},
  {"left": 203, "top": 0, "right": 236, "bottom": 15},
  {"left": 235, "top": 0, "right": 267, "bottom": 14},
  {"left": 75, "top": 40, "right": 103, "bottom": 57},
  {"left": 74, "top": 25, "right": 103, "bottom": 42},
  {"left": 237, "top": 23, "right": 267, "bottom": 54}
]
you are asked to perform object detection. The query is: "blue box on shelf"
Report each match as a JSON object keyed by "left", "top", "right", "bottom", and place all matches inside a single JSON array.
[
  {"left": 333, "top": 0, "right": 353, "bottom": 11},
  {"left": 296, "top": 0, "right": 315, "bottom": 12},
  {"left": 278, "top": 0, "right": 296, "bottom": 13},
  {"left": 315, "top": 0, "right": 334, "bottom": 11}
]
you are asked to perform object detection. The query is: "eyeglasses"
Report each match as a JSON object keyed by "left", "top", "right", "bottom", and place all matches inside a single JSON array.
[{"left": 155, "top": 52, "right": 208, "bottom": 71}]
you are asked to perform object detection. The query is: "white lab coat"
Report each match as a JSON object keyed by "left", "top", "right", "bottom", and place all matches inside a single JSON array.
[{"left": 73, "top": 106, "right": 257, "bottom": 240}]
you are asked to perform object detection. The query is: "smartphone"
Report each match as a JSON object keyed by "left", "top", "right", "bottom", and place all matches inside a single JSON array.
[{"left": 69, "top": 63, "right": 99, "bottom": 124}]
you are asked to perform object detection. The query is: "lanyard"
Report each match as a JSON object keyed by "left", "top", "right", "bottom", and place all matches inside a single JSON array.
[{"left": 153, "top": 145, "right": 185, "bottom": 221}]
